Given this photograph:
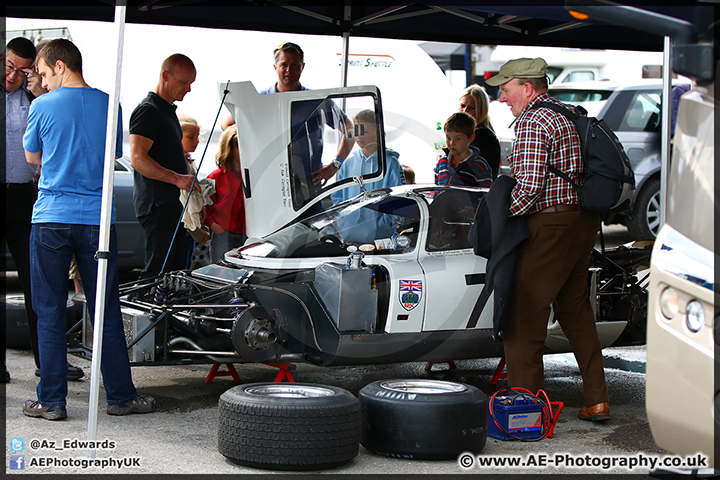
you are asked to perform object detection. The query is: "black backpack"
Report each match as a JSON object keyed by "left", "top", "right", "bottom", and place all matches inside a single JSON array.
[{"left": 533, "top": 101, "right": 635, "bottom": 213}]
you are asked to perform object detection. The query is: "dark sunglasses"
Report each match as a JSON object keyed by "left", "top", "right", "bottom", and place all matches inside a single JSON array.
[{"left": 273, "top": 42, "right": 304, "bottom": 56}]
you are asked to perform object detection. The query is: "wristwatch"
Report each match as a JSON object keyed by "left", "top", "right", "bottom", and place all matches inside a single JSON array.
[{"left": 332, "top": 157, "right": 343, "bottom": 169}]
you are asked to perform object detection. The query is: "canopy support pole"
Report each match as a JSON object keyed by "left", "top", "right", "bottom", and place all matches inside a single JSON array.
[
  {"left": 660, "top": 35, "right": 672, "bottom": 229},
  {"left": 340, "top": 2, "right": 351, "bottom": 112},
  {"left": 86, "top": 2, "right": 126, "bottom": 460},
  {"left": 340, "top": 31, "right": 350, "bottom": 89}
]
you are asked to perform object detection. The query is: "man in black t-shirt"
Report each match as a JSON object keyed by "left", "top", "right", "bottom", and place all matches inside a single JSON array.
[{"left": 130, "top": 54, "right": 198, "bottom": 280}]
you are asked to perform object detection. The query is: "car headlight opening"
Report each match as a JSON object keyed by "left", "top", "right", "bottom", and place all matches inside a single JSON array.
[
  {"left": 659, "top": 287, "right": 679, "bottom": 320},
  {"left": 685, "top": 300, "right": 705, "bottom": 333}
]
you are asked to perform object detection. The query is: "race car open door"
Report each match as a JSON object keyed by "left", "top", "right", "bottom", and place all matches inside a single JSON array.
[{"left": 221, "top": 82, "right": 389, "bottom": 240}]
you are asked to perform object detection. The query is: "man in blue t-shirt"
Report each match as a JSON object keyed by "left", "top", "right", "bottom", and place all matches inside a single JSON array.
[
  {"left": 221, "top": 42, "right": 354, "bottom": 204},
  {"left": 22, "top": 39, "right": 155, "bottom": 421}
]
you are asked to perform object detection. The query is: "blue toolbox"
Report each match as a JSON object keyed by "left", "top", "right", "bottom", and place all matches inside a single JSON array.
[{"left": 488, "top": 394, "right": 545, "bottom": 441}]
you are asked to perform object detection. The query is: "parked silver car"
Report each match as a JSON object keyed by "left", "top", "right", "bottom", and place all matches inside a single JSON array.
[
  {"left": 495, "top": 80, "right": 690, "bottom": 240},
  {"left": 548, "top": 80, "right": 690, "bottom": 240},
  {"left": 112, "top": 156, "right": 146, "bottom": 269}
]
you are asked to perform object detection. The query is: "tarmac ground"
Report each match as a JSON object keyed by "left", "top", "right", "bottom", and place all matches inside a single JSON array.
[{"left": 4, "top": 342, "right": 679, "bottom": 477}]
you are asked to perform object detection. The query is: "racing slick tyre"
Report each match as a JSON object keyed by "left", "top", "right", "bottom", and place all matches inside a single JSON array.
[
  {"left": 218, "top": 383, "right": 360, "bottom": 471},
  {"left": 627, "top": 178, "right": 660, "bottom": 240},
  {"left": 359, "top": 379, "right": 488, "bottom": 460}
]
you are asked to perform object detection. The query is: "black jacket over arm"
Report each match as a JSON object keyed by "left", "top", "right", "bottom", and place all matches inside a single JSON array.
[{"left": 468, "top": 174, "right": 529, "bottom": 338}]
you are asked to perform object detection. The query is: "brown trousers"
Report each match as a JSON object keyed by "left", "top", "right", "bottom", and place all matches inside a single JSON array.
[{"left": 503, "top": 208, "right": 609, "bottom": 407}]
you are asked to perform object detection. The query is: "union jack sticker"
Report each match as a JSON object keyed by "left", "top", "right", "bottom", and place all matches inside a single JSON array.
[{"left": 399, "top": 279, "right": 422, "bottom": 311}]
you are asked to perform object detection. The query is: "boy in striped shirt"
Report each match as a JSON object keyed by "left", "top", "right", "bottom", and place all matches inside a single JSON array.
[{"left": 434, "top": 112, "right": 492, "bottom": 188}]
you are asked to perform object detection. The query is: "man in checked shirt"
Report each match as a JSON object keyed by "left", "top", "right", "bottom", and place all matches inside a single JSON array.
[{"left": 486, "top": 58, "right": 610, "bottom": 422}]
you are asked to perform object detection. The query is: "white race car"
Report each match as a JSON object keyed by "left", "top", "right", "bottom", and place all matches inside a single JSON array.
[{"left": 77, "top": 82, "right": 650, "bottom": 367}]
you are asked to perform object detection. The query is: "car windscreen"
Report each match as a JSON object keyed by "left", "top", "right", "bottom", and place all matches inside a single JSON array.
[
  {"left": 239, "top": 194, "right": 420, "bottom": 259},
  {"left": 548, "top": 88, "right": 613, "bottom": 118},
  {"left": 548, "top": 89, "right": 613, "bottom": 103}
]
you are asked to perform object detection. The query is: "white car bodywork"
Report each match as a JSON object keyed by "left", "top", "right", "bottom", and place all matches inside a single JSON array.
[
  {"left": 223, "top": 185, "right": 494, "bottom": 336},
  {"left": 105, "top": 81, "right": 649, "bottom": 369}
]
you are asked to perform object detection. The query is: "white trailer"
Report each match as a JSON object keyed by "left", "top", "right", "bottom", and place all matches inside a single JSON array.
[
  {"left": 489, "top": 45, "right": 668, "bottom": 84},
  {"left": 7, "top": 17, "right": 458, "bottom": 184}
]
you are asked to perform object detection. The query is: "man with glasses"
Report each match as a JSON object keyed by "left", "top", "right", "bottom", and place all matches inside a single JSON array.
[
  {"left": 221, "top": 42, "right": 353, "bottom": 197},
  {"left": 1, "top": 36, "right": 84, "bottom": 383}
]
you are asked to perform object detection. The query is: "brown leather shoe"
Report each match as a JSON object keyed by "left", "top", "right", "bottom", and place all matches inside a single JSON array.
[{"left": 578, "top": 402, "right": 610, "bottom": 422}]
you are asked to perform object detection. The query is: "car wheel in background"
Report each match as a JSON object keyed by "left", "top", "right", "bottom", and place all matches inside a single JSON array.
[
  {"left": 2, "top": 294, "right": 81, "bottom": 350},
  {"left": 2, "top": 294, "right": 32, "bottom": 350},
  {"left": 218, "top": 383, "right": 360, "bottom": 470},
  {"left": 359, "top": 379, "right": 488, "bottom": 460},
  {"left": 69, "top": 292, "right": 86, "bottom": 327},
  {"left": 628, "top": 178, "right": 660, "bottom": 240}
]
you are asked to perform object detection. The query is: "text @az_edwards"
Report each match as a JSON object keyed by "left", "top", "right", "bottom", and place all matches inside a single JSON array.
[{"left": 28, "top": 438, "right": 117, "bottom": 451}]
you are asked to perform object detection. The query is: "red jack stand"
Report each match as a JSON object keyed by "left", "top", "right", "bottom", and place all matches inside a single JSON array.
[
  {"left": 205, "top": 363, "right": 241, "bottom": 383},
  {"left": 489, "top": 357, "right": 508, "bottom": 386},
  {"left": 424, "top": 360, "right": 456, "bottom": 372},
  {"left": 264, "top": 363, "right": 296, "bottom": 383},
  {"left": 546, "top": 401, "right": 565, "bottom": 438}
]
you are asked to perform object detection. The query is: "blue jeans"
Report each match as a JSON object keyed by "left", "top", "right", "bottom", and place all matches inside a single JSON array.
[
  {"left": 210, "top": 231, "right": 247, "bottom": 263},
  {"left": 30, "top": 223, "right": 137, "bottom": 406}
]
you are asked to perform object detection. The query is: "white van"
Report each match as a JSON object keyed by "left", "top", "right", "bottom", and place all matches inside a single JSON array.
[
  {"left": 490, "top": 45, "right": 668, "bottom": 85},
  {"left": 646, "top": 81, "right": 716, "bottom": 468}
]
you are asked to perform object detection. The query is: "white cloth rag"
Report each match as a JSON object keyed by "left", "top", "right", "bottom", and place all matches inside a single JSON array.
[{"left": 180, "top": 177, "right": 216, "bottom": 232}]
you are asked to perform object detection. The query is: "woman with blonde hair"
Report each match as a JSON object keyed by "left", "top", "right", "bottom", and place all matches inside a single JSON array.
[
  {"left": 459, "top": 84, "right": 501, "bottom": 179},
  {"left": 204, "top": 126, "right": 246, "bottom": 262}
]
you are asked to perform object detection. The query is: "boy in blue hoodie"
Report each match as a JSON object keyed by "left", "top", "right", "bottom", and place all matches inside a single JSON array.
[
  {"left": 331, "top": 109, "right": 404, "bottom": 202},
  {"left": 331, "top": 109, "right": 405, "bottom": 243}
]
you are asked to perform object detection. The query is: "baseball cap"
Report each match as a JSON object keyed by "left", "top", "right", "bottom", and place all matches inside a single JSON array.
[{"left": 485, "top": 58, "right": 548, "bottom": 86}]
